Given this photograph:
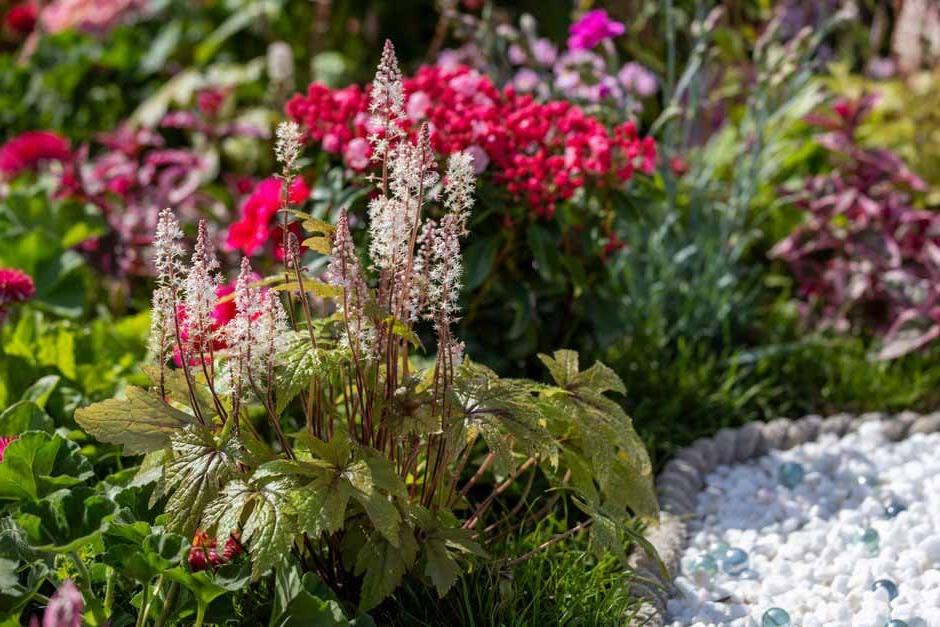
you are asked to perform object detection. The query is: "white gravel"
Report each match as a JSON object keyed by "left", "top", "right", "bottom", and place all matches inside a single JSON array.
[{"left": 666, "top": 422, "right": 940, "bottom": 627}]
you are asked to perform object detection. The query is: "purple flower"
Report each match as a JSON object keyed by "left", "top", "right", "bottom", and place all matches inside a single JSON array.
[
  {"left": 512, "top": 68, "right": 542, "bottom": 93},
  {"left": 531, "top": 38, "right": 558, "bottom": 66},
  {"left": 42, "top": 579, "right": 83, "bottom": 627},
  {"left": 618, "top": 62, "right": 658, "bottom": 97},
  {"left": 508, "top": 44, "right": 527, "bottom": 65},
  {"left": 465, "top": 145, "right": 490, "bottom": 174},
  {"left": 568, "top": 9, "right": 625, "bottom": 50}
]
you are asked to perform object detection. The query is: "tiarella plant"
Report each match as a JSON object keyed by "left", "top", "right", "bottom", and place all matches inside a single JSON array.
[{"left": 77, "top": 41, "right": 658, "bottom": 614}]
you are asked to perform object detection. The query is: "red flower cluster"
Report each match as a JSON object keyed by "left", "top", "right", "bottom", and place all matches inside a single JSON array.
[
  {"left": 226, "top": 176, "right": 310, "bottom": 257},
  {"left": 0, "top": 131, "right": 71, "bottom": 178},
  {"left": 286, "top": 64, "right": 656, "bottom": 218},
  {"left": 0, "top": 267, "right": 35, "bottom": 323},
  {"left": 0, "top": 435, "right": 18, "bottom": 462},
  {"left": 187, "top": 529, "right": 243, "bottom": 572}
]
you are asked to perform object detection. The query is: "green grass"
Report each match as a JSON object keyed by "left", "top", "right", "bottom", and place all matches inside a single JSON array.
[
  {"left": 378, "top": 518, "right": 648, "bottom": 626},
  {"left": 611, "top": 333, "right": 940, "bottom": 467}
]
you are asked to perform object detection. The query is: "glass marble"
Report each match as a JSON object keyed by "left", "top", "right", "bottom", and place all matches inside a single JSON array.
[
  {"left": 885, "top": 500, "right": 907, "bottom": 518},
  {"left": 856, "top": 474, "right": 879, "bottom": 488},
  {"left": 762, "top": 607, "right": 791, "bottom": 627},
  {"left": 709, "top": 542, "right": 730, "bottom": 557},
  {"left": 738, "top": 568, "right": 760, "bottom": 580},
  {"left": 691, "top": 554, "right": 718, "bottom": 575},
  {"left": 778, "top": 462, "right": 805, "bottom": 489},
  {"left": 872, "top": 579, "right": 899, "bottom": 601},
  {"left": 718, "top": 547, "right": 749, "bottom": 575},
  {"left": 846, "top": 526, "right": 880, "bottom": 553},
  {"left": 884, "top": 621, "right": 908, "bottom": 627}
]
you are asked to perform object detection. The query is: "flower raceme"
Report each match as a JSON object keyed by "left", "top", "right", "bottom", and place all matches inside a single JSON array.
[
  {"left": 76, "top": 42, "right": 658, "bottom": 613},
  {"left": 286, "top": 63, "right": 656, "bottom": 218}
]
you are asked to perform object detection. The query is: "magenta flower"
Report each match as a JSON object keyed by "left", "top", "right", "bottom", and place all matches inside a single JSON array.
[
  {"left": 568, "top": 9, "right": 625, "bottom": 50},
  {"left": 0, "top": 436, "right": 18, "bottom": 462},
  {"left": 0, "top": 131, "right": 71, "bottom": 178},
  {"left": 0, "top": 267, "right": 35, "bottom": 324}
]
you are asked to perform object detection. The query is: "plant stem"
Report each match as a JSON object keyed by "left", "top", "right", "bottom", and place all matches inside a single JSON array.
[
  {"left": 154, "top": 582, "right": 179, "bottom": 627},
  {"left": 70, "top": 552, "right": 107, "bottom": 626},
  {"left": 103, "top": 566, "right": 115, "bottom": 614},
  {"left": 194, "top": 602, "right": 207, "bottom": 627},
  {"left": 498, "top": 519, "right": 593, "bottom": 568},
  {"left": 134, "top": 581, "right": 149, "bottom": 627}
]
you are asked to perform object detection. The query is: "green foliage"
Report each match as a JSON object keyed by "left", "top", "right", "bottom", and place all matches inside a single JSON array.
[
  {"left": 161, "top": 428, "right": 241, "bottom": 535},
  {"left": 0, "top": 181, "right": 103, "bottom": 319},
  {"left": 203, "top": 477, "right": 297, "bottom": 579},
  {"left": 75, "top": 386, "right": 195, "bottom": 455},
  {"left": 0, "top": 432, "right": 92, "bottom": 502},
  {"left": 826, "top": 66, "right": 940, "bottom": 205}
]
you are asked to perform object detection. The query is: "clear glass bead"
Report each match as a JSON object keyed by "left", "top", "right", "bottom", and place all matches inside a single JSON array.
[
  {"left": 778, "top": 462, "right": 805, "bottom": 489},
  {"left": 691, "top": 554, "right": 717, "bottom": 575},
  {"left": 762, "top": 607, "right": 791, "bottom": 627},
  {"left": 884, "top": 500, "right": 907, "bottom": 518},
  {"left": 718, "top": 547, "right": 749, "bottom": 575},
  {"left": 871, "top": 579, "right": 899, "bottom": 601}
]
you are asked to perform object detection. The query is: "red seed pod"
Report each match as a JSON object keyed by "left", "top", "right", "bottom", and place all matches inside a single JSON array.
[
  {"left": 223, "top": 532, "right": 243, "bottom": 561},
  {"left": 187, "top": 547, "right": 209, "bottom": 572}
]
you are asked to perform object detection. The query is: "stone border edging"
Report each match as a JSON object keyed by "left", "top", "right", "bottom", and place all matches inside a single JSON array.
[{"left": 627, "top": 410, "right": 940, "bottom": 626}]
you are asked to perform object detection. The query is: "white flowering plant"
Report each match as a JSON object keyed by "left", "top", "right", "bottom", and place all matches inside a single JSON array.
[{"left": 76, "top": 41, "right": 658, "bottom": 615}]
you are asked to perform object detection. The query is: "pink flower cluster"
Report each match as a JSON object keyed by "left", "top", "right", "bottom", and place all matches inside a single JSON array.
[
  {"left": 40, "top": 0, "right": 149, "bottom": 35},
  {"left": 225, "top": 176, "right": 310, "bottom": 257},
  {"left": 0, "top": 267, "right": 35, "bottom": 323},
  {"left": 771, "top": 95, "right": 940, "bottom": 359},
  {"left": 286, "top": 64, "right": 656, "bottom": 218}
]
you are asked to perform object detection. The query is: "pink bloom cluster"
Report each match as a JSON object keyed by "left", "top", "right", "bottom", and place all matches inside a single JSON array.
[
  {"left": 0, "top": 131, "right": 70, "bottom": 178},
  {"left": 31, "top": 579, "right": 82, "bottom": 627},
  {"left": 40, "top": 0, "right": 148, "bottom": 35},
  {"left": 0, "top": 93, "right": 263, "bottom": 279},
  {"left": 771, "top": 95, "right": 940, "bottom": 359},
  {"left": 0, "top": 267, "right": 35, "bottom": 323},
  {"left": 74, "top": 125, "right": 216, "bottom": 277},
  {"left": 286, "top": 64, "right": 656, "bottom": 218},
  {"left": 225, "top": 176, "right": 310, "bottom": 257}
]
